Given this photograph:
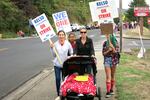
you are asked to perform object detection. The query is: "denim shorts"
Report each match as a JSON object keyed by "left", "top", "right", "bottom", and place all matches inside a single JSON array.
[{"left": 104, "top": 57, "right": 112, "bottom": 67}]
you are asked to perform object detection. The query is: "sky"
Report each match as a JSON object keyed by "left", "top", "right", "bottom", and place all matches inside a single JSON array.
[{"left": 115, "top": 0, "right": 150, "bottom": 9}]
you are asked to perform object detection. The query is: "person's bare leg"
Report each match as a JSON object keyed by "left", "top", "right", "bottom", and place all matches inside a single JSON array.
[
  {"left": 105, "top": 67, "right": 111, "bottom": 95},
  {"left": 110, "top": 65, "right": 116, "bottom": 94}
]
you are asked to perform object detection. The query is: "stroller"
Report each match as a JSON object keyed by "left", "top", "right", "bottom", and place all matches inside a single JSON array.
[{"left": 60, "top": 56, "right": 101, "bottom": 100}]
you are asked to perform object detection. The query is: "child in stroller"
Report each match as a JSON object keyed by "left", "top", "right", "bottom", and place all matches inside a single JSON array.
[{"left": 60, "top": 56, "right": 101, "bottom": 100}]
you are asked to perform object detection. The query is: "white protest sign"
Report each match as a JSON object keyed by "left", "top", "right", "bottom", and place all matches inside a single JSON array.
[
  {"left": 32, "top": 13, "right": 55, "bottom": 42},
  {"left": 52, "top": 11, "right": 72, "bottom": 33},
  {"left": 89, "top": 0, "right": 118, "bottom": 23}
]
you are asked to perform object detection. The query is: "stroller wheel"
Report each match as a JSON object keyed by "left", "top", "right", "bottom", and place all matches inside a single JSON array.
[
  {"left": 60, "top": 96, "right": 65, "bottom": 100},
  {"left": 97, "top": 87, "right": 101, "bottom": 100}
]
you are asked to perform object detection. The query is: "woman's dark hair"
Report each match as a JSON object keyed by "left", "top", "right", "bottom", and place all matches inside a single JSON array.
[
  {"left": 68, "top": 32, "right": 76, "bottom": 38},
  {"left": 80, "top": 28, "right": 87, "bottom": 32},
  {"left": 57, "top": 30, "right": 66, "bottom": 36}
]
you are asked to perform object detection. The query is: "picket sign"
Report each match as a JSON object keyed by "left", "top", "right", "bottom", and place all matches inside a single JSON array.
[
  {"left": 32, "top": 13, "right": 55, "bottom": 42},
  {"left": 32, "top": 13, "right": 62, "bottom": 64},
  {"left": 52, "top": 11, "right": 72, "bottom": 33},
  {"left": 89, "top": 0, "right": 118, "bottom": 23}
]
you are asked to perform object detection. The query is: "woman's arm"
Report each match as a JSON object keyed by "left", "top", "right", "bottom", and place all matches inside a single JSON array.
[
  {"left": 102, "top": 41, "right": 112, "bottom": 56},
  {"left": 90, "top": 39, "right": 95, "bottom": 56},
  {"left": 103, "top": 47, "right": 112, "bottom": 56},
  {"left": 49, "top": 42, "right": 56, "bottom": 57}
]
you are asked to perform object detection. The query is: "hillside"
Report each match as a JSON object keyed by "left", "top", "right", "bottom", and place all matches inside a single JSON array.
[{"left": 0, "top": 0, "right": 93, "bottom": 37}]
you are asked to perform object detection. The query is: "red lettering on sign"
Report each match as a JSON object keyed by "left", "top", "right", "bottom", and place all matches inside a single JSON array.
[
  {"left": 56, "top": 19, "right": 69, "bottom": 27},
  {"left": 98, "top": 13, "right": 111, "bottom": 19},
  {"left": 39, "top": 27, "right": 51, "bottom": 35},
  {"left": 40, "top": 24, "right": 46, "bottom": 29},
  {"left": 101, "top": 9, "right": 107, "bottom": 13}
]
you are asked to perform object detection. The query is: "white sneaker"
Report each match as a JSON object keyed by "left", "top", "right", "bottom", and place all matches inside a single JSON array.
[
  {"left": 78, "top": 94, "right": 84, "bottom": 96},
  {"left": 105, "top": 92, "right": 111, "bottom": 98},
  {"left": 55, "top": 96, "right": 60, "bottom": 100}
]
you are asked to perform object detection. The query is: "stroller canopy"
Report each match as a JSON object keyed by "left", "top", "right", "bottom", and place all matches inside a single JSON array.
[{"left": 62, "top": 56, "right": 97, "bottom": 77}]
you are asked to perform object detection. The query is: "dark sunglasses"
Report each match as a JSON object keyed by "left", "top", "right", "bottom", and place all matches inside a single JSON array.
[{"left": 80, "top": 31, "right": 87, "bottom": 34}]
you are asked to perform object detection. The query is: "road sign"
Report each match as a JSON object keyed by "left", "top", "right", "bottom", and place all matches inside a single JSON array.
[
  {"left": 52, "top": 11, "right": 72, "bottom": 33},
  {"left": 32, "top": 13, "right": 55, "bottom": 42},
  {"left": 134, "top": 7, "right": 149, "bottom": 17}
]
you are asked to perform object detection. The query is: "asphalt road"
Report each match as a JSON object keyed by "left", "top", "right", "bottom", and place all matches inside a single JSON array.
[
  {"left": 0, "top": 38, "right": 54, "bottom": 99},
  {"left": 122, "top": 38, "right": 150, "bottom": 49},
  {"left": 0, "top": 29, "right": 150, "bottom": 99}
]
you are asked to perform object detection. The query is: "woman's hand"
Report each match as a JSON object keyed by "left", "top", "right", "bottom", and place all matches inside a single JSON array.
[
  {"left": 108, "top": 47, "right": 113, "bottom": 52},
  {"left": 109, "top": 43, "right": 116, "bottom": 53},
  {"left": 50, "top": 42, "right": 54, "bottom": 48}
]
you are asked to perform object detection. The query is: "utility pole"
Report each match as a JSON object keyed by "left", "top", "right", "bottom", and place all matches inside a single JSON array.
[
  {"left": 119, "top": 0, "right": 123, "bottom": 52},
  {"left": 140, "top": 17, "right": 144, "bottom": 35}
]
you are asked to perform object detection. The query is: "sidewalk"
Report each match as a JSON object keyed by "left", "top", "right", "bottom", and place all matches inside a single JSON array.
[{"left": 2, "top": 52, "right": 116, "bottom": 100}]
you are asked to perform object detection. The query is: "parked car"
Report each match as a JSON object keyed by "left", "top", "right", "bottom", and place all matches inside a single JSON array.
[
  {"left": 85, "top": 25, "right": 92, "bottom": 30},
  {"left": 79, "top": 25, "right": 86, "bottom": 29},
  {"left": 71, "top": 24, "right": 80, "bottom": 32}
]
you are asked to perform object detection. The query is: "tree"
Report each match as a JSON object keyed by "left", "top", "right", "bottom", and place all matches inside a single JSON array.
[
  {"left": 11, "top": 0, "right": 39, "bottom": 17},
  {"left": 0, "top": 0, "right": 25, "bottom": 32},
  {"left": 0, "top": 0, "right": 95, "bottom": 37}
]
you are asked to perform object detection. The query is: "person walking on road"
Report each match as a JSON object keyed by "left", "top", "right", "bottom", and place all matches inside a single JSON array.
[
  {"left": 50, "top": 30, "right": 73, "bottom": 96},
  {"left": 74, "top": 28, "right": 95, "bottom": 56},
  {"left": 68, "top": 32, "right": 76, "bottom": 53},
  {"left": 102, "top": 34, "right": 120, "bottom": 98}
]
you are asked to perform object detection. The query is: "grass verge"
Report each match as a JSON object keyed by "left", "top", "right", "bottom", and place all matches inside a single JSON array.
[
  {"left": 1, "top": 32, "right": 18, "bottom": 38},
  {"left": 116, "top": 49, "right": 150, "bottom": 100},
  {"left": 125, "top": 27, "right": 150, "bottom": 38}
]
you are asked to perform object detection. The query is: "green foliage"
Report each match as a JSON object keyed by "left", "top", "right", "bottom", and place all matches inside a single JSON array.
[
  {"left": 114, "top": 18, "right": 120, "bottom": 24},
  {"left": 117, "top": 50, "right": 150, "bottom": 100},
  {"left": 0, "top": 0, "right": 25, "bottom": 32},
  {"left": 2, "top": 31, "right": 18, "bottom": 38},
  {"left": 1, "top": 0, "right": 94, "bottom": 38}
]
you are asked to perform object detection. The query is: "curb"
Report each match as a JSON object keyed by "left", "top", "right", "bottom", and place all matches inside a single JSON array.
[
  {"left": 123, "top": 36, "right": 150, "bottom": 40},
  {"left": 0, "top": 36, "right": 39, "bottom": 41},
  {"left": 115, "top": 35, "right": 150, "bottom": 40},
  {"left": 2, "top": 69, "right": 53, "bottom": 100}
]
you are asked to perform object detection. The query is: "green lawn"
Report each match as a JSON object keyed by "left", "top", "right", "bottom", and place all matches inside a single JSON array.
[
  {"left": 116, "top": 49, "right": 150, "bottom": 100},
  {"left": 125, "top": 27, "right": 150, "bottom": 38}
]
